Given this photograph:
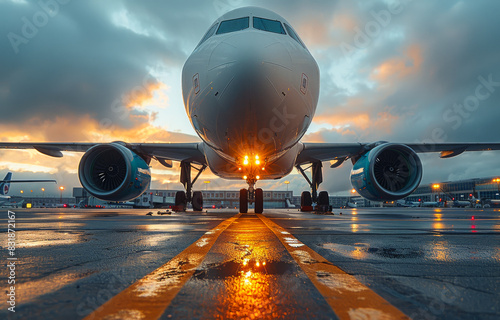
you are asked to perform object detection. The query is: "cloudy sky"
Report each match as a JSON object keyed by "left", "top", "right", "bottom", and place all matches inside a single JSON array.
[{"left": 1, "top": 0, "right": 499, "bottom": 197}]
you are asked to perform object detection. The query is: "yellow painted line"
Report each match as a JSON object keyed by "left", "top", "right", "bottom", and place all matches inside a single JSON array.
[
  {"left": 257, "top": 214, "right": 410, "bottom": 320},
  {"left": 83, "top": 213, "right": 242, "bottom": 320}
]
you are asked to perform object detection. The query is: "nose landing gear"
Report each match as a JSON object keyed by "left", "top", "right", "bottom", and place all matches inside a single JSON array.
[{"left": 239, "top": 177, "right": 264, "bottom": 213}]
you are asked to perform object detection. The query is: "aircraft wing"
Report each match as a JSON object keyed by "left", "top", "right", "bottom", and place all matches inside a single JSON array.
[
  {"left": 0, "top": 142, "right": 207, "bottom": 165},
  {"left": 0, "top": 180, "right": 56, "bottom": 183},
  {"left": 295, "top": 142, "right": 500, "bottom": 166}
]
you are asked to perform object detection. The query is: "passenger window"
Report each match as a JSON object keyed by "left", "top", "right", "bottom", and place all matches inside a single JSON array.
[
  {"left": 253, "top": 17, "right": 286, "bottom": 34},
  {"left": 197, "top": 23, "right": 219, "bottom": 47},
  {"left": 216, "top": 17, "right": 249, "bottom": 35},
  {"left": 284, "top": 23, "right": 306, "bottom": 48}
]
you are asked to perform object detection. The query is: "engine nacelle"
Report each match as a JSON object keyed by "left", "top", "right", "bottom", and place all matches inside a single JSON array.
[
  {"left": 78, "top": 143, "right": 151, "bottom": 202},
  {"left": 350, "top": 143, "right": 422, "bottom": 201}
]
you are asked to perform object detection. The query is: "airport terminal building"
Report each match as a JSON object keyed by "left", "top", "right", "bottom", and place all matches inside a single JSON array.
[
  {"left": 8, "top": 176, "right": 498, "bottom": 209},
  {"left": 132, "top": 189, "right": 294, "bottom": 209},
  {"left": 404, "top": 177, "right": 500, "bottom": 204}
]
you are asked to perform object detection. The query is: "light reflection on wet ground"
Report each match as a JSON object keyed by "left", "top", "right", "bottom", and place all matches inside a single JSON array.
[
  {"left": 164, "top": 213, "right": 334, "bottom": 319},
  {"left": 321, "top": 239, "right": 500, "bottom": 262},
  {"left": 15, "top": 230, "right": 88, "bottom": 248},
  {"left": 193, "top": 259, "right": 294, "bottom": 319}
]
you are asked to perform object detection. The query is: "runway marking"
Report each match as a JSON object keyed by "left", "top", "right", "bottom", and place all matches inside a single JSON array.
[
  {"left": 257, "top": 213, "right": 410, "bottom": 320},
  {"left": 83, "top": 213, "right": 242, "bottom": 320}
]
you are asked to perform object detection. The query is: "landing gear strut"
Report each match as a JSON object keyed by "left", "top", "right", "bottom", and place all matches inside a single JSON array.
[
  {"left": 175, "top": 161, "right": 206, "bottom": 211},
  {"left": 239, "top": 177, "right": 263, "bottom": 214},
  {"left": 296, "top": 161, "right": 329, "bottom": 211}
]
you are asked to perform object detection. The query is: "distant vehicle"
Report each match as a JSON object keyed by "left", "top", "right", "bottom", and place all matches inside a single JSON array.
[
  {"left": 453, "top": 200, "right": 471, "bottom": 208},
  {"left": 483, "top": 199, "right": 500, "bottom": 208}
]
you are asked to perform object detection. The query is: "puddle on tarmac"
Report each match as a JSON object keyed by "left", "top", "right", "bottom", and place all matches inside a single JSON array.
[{"left": 193, "top": 259, "right": 294, "bottom": 280}]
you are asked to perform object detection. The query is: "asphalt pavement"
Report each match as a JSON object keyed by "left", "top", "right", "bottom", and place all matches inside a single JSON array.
[{"left": 1, "top": 207, "right": 499, "bottom": 319}]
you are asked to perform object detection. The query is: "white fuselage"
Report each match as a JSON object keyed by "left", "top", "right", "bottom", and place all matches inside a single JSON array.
[{"left": 182, "top": 7, "right": 319, "bottom": 181}]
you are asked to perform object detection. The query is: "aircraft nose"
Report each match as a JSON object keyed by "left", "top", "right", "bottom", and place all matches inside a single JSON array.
[
  {"left": 204, "top": 32, "right": 300, "bottom": 155},
  {"left": 208, "top": 32, "right": 293, "bottom": 106},
  {"left": 208, "top": 32, "right": 293, "bottom": 76}
]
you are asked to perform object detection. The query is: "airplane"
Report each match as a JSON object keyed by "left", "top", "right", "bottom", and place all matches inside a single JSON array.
[
  {"left": 0, "top": 172, "right": 56, "bottom": 206},
  {"left": 0, "top": 172, "right": 57, "bottom": 197},
  {"left": 1, "top": 6, "right": 500, "bottom": 213}
]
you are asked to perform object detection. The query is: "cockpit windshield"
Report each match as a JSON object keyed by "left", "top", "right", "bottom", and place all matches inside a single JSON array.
[
  {"left": 197, "top": 23, "right": 218, "bottom": 47},
  {"left": 253, "top": 17, "right": 286, "bottom": 34},
  {"left": 284, "top": 23, "right": 306, "bottom": 48},
  {"left": 216, "top": 17, "right": 250, "bottom": 35}
]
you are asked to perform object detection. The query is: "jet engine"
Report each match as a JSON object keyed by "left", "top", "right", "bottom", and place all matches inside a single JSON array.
[
  {"left": 78, "top": 143, "right": 151, "bottom": 202},
  {"left": 350, "top": 143, "right": 422, "bottom": 201}
]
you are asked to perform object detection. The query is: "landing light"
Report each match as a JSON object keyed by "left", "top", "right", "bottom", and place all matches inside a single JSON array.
[
  {"left": 256, "top": 176, "right": 260, "bottom": 180},
  {"left": 244, "top": 155, "right": 249, "bottom": 160},
  {"left": 243, "top": 176, "right": 247, "bottom": 180},
  {"left": 243, "top": 159, "right": 249, "bottom": 165},
  {"left": 255, "top": 155, "right": 259, "bottom": 160},
  {"left": 255, "top": 160, "right": 260, "bottom": 165}
]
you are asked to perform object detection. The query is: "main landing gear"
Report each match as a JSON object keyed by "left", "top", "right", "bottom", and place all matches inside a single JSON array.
[
  {"left": 174, "top": 161, "right": 206, "bottom": 212},
  {"left": 296, "top": 161, "right": 330, "bottom": 212},
  {"left": 239, "top": 177, "right": 264, "bottom": 214}
]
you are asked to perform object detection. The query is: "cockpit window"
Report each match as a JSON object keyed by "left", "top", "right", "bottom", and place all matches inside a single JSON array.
[
  {"left": 216, "top": 17, "right": 249, "bottom": 35},
  {"left": 197, "top": 23, "right": 218, "bottom": 47},
  {"left": 253, "top": 17, "right": 286, "bottom": 34},
  {"left": 284, "top": 23, "right": 306, "bottom": 48}
]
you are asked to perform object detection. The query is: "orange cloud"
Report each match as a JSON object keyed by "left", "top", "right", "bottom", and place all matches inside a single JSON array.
[
  {"left": 124, "top": 81, "right": 169, "bottom": 109},
  {"left": 371, "top": 45, "right": 422, "bottom": 82},
  {"left": 0, "top": 114, "right": 198, "bottom": 144},
  {"left": 312, "top": 95, "right": 400, "bottom": 138}
]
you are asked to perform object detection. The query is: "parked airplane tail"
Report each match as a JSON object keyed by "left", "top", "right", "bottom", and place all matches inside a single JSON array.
[
  {"left": 0, "top": 172, "right": 12, "bottom": 195},
  {"left": 0, "top": 171, "right": 56, "bottom": 195}
]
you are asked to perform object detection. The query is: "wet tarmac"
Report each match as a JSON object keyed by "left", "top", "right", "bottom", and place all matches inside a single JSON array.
[{"left": 1, "top": 207, "right": 499, "bottom": 319}]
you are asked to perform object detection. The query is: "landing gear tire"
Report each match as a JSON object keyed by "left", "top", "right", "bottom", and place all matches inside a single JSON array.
[
  {"left": 318, "top": 191, "right": 329, "bottom": 212},
  {"left": 192, "top": 191, "right": 203, "bottom": 211},
  {"left": 255, "top": 188, "right": 263, "bottom": 214},
  {"left": 175, "top": 191, "right": 187, "bottom": 212},
  {"left": 318, "top": 191, "right": 329, "bottom": 206},
  {"left": 301, "top": 191, "right": 312, "bottom": 212},
  {"left": 239, "top": 189, "right": 248, "bottom": 213}
]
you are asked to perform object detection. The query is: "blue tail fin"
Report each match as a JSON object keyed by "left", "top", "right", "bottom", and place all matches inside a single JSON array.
[{"left": 1, "top": 172, "right": 12, "bottom": 195}]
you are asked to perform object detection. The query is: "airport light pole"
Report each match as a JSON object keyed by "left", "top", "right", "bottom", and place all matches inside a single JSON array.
[
  {"left": 493, "top": 178, "right": 500, "bottom": 198},
  {"left": 204, "top": 180, "right": 210, "bottom": 191},
  {"left": 284, "top": 180, "right": 290, "bottom": 192},
  {"left": 59, "top": 186, "right": 65, "bottom": 203},
  {"left": 41, "top": 188, "right": 45, "bottom": 198},
  {"left": 433, "top": 184, "right": 440, "bottom": 202}
]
